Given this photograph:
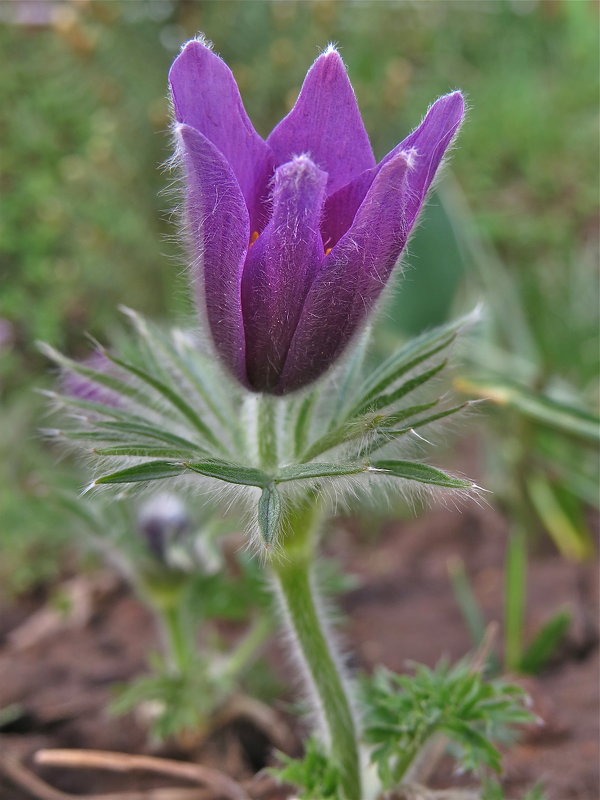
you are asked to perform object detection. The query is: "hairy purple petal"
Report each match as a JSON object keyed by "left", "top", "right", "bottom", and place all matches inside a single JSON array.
[
  {"left": 381, "top": 91, "right": 465, "bottom": 226},
  {"left": 177, "top": 124, "right": 250, "bottom": 387},
  {"left": 321, "top": 91, "right": 465, "bottom": 249},
  {"left": 170, "top": 39, "right": 465, "bottom": 395},
  {"left": 279, "top": 153, "right": 411, "bottom": 393},
  {"left": 242, "top": 155, "right": 328, "bottom": 392},
  {"left": 321, "top": 169, "right": 374, "bottom": 250},
  {"left": 267, "top": 47, "right": 375, "bottom": 195},
  {"left": 169, "top": 39, "right": 273, "bottom": 230}
]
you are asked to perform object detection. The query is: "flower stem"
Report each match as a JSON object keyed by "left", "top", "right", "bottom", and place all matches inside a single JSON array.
[
  {"left": 160, "top": 596, "right": 191, "bottom": 674},
  {"left": 222, "top": 614, "right": 273, "bottom": 682},
  {"left": 257, "top": 394, "right": 278, "bottom": 470},
  {"left": 142, "top": 576, "right": 193, "bottom": 675},
  {"left": 271, "top": 500, "right": 362, "bottom": 800}
]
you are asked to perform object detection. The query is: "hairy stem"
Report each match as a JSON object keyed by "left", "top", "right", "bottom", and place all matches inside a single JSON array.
[
  {"left": 271, "top": 501, "right": 362, "bottom": 800},
  {"left": 257, "top": 394, "right": 278, "bottom": 470},
  {"left": 160, "top": 596, "right": 191, "bottom": 674},
  {"left": 222, "top": 614, "right": 273, "bottom": 681},
  {"left": 142, "top": 575, "right": 194, "bottom": 674},
  {"left": 256, "top": 400, "right": 361, "bottom": 797}
]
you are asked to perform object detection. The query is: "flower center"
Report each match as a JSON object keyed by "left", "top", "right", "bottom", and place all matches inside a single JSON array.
[{"left": 249, "top": 231, "right": 259, "bottom": 247}]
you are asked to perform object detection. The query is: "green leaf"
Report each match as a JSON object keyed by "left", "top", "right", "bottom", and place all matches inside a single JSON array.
[
  {"left": 293, "top": 390, "right": 318, "bottom": 458},
  {"left": 519, "top": 610, "right": 570, "bottom": 675},
  {"left": 370, "top": 459, "right": 473, "bottom": 488},
  {"left": 460, "top": 377, "right": 600, "bottom": 444},
  {"left": 258, "top": 484, "right": 283, "bottom": 545},
  {"left": 105, "top": 351, "right": 222, "bottom": 449},
  {"left": 120, "top": 308, "right": 235, "bottom": 431},
  {"left": 94, "top": 460, "right": 187, "bottom": 485},
  {"left": 94, "top": 445, "right": 195, "bottom": 459},
  {"left": 184, "top": 459, "right": 269, "bottom": 487},
  {"left": 352, "top": 360, "right": 447, "bottom": 416},
  {"left": 385, "top": 401, "right": 470, "bottom": 436},
  {"left": 270, "top": 738, "right": 344, "bottom": 800},
  {"left": 448, "top": 558, "right": 489, "bottom": 648},
  {"left": 351, "top": 312, "right": 475, "bottom": 413},
  {"left": 482, "top": 778, "right": 548, "bottom": 800},
  {"left": 94, "top": 420, "right": 208, "bottom": 453},
  {"left": 329, "top": 326, "right": 371, "bottom": 421},
  {"left": 527, "top": 475, "right": 595, "bottom": 561},
  {"left": 442, "top": 718, "right": 502, "bottom": 772},
  {"left": 43, "top": 390, "right": 142, "bottom": 427},
  {"left": 304, "top": 401, "right": 439, "bottom": 462},
  {"left": 505, "top": 530, "right": 527, "bottom": 671},
  {"left": 362, "top": 659, "right": 533, "bottom": 789},
  {"left": 301, "top": 415, "right": 382, "bottom": 462},
  {"left": 355, "top": 400, "right": 464, "bottom": 459},
  {"left": 276, "top": 463, "right": 366, "bottom": 483},
  {"left": 54, "top": 429, "right": 136, "bottom": 444},
  {"left": 39, "top": 344, "right": 154, "bottom": 410}
]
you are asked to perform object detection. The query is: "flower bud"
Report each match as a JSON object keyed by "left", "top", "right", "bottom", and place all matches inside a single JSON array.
[
  {"left": 137, "top": 493, "right": 190, "bottom": 564},
  {"left": 170, "top": 39, "right": 464, "bottom": 394}
]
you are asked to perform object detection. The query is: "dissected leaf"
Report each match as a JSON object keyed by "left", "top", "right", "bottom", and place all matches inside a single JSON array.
[
  {"left": 276, "top": 463, "right": 366, "bottom": 483},
  {"left": 258, "top": 484, "right": 283, "bottom": 545},
  {"left": 184, "top": 459, "right": 269, "bottom": 487},
  {"left": 105, "top": 352, "right": 221, "bottom": 449},
  {"left": 94, "top": 460, "right": 187, "bottom": 485},
  {"left": 371, "top": 459, "right": 474, "bottom": 488},
  {"left": 362, "top": 660, "right": 534, "bottom": 789},
  {"left": 351, "top": 308, "right": 478, "bottom": 413}
]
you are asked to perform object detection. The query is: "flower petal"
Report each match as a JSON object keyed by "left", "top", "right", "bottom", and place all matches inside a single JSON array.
[
  {"left": 279, "top": 152, "right": 411, "bottom": 393},
  {"left": 321, "top": 91, "right": 465, "bottom": 248},
  {"left": 381, "top": 90, "right": 465, "bottom": 225},
  {"left": 321, "top": 168, "right": 374, "bottom": 249},
  {"left": 177, "top": 123, "right": 250, "bottom": 386},
  {"left": 169, "top": 39, "right": 273, "bottom": 230},
  {"left": 241, "top": 155, "right": 328, "bottom": 392},
  {"left": 267, "top": 47, "right": 375, "bottom": 195}
]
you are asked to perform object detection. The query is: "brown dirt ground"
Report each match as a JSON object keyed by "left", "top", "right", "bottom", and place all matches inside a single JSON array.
[{"left": 0, "top": 491, "right": 598, "bottom": 800}]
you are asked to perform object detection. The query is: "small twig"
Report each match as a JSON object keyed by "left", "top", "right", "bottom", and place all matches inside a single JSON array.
[
  {"left": 34, "top": 749, "right": 250, "bottom": 800},
  {"left": 0, "top": 755, "right": 210, "bottom": 800},
  {"left": 1, "top": 756, "right": 67, "bottom": 800},
  {"left": 242, "top": 770, "right": 284, "bottom": 798},
  {"left": 7, "top": 573, "right": 119, "bottom": 653},
  {"left": 212, "top": 693, "right": 296, "bottom": 753},
  {"left": 398, "top": 786, "right": 481, "bottom": 800}
]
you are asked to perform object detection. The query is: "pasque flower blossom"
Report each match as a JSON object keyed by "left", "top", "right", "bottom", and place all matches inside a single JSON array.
[{"left": 170, "top": 40, "right": 464, "bottom": 395}]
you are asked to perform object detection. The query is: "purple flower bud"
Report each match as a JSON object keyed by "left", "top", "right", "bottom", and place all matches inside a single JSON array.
[
  {"left": 169, "top": 40, "right": 464, "bottom": 395},
  {"left": 137, "top": 493, "right": 190, "bottom": 564}
]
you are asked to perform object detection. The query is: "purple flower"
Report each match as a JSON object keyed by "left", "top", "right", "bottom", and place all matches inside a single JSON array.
[
  {"left": 137, "top": 493, "right": 190, "bottom": 564},
  {"left": 170, "top": 40, "right": 464, "bottom": 395}
]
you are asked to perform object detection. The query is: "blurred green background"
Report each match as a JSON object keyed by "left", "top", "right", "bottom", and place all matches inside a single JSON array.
[{"left": 0, "top": 0, "right": 598, "bottom": 593}]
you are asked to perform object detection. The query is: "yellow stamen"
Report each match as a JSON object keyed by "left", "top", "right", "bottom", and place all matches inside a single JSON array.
[
  {"left": 249, "top": 230, "right": 259, "bottom": 246},
  {"left": 325, "top": 247, "right": 332, "bottom": 255}
]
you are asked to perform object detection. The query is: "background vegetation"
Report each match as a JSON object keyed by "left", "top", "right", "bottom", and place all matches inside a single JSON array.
[{"left": 1, "top": 0, "right": 598, "bottom": 593}]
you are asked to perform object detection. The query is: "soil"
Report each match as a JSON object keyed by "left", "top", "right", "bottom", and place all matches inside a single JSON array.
[{"left": 0, "top": 461, "right": 598, "bottom": 800}]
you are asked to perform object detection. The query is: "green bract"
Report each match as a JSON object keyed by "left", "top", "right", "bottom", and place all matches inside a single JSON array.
[{"left": 41, "top": 306, "right": 478, "bottom": 551}]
